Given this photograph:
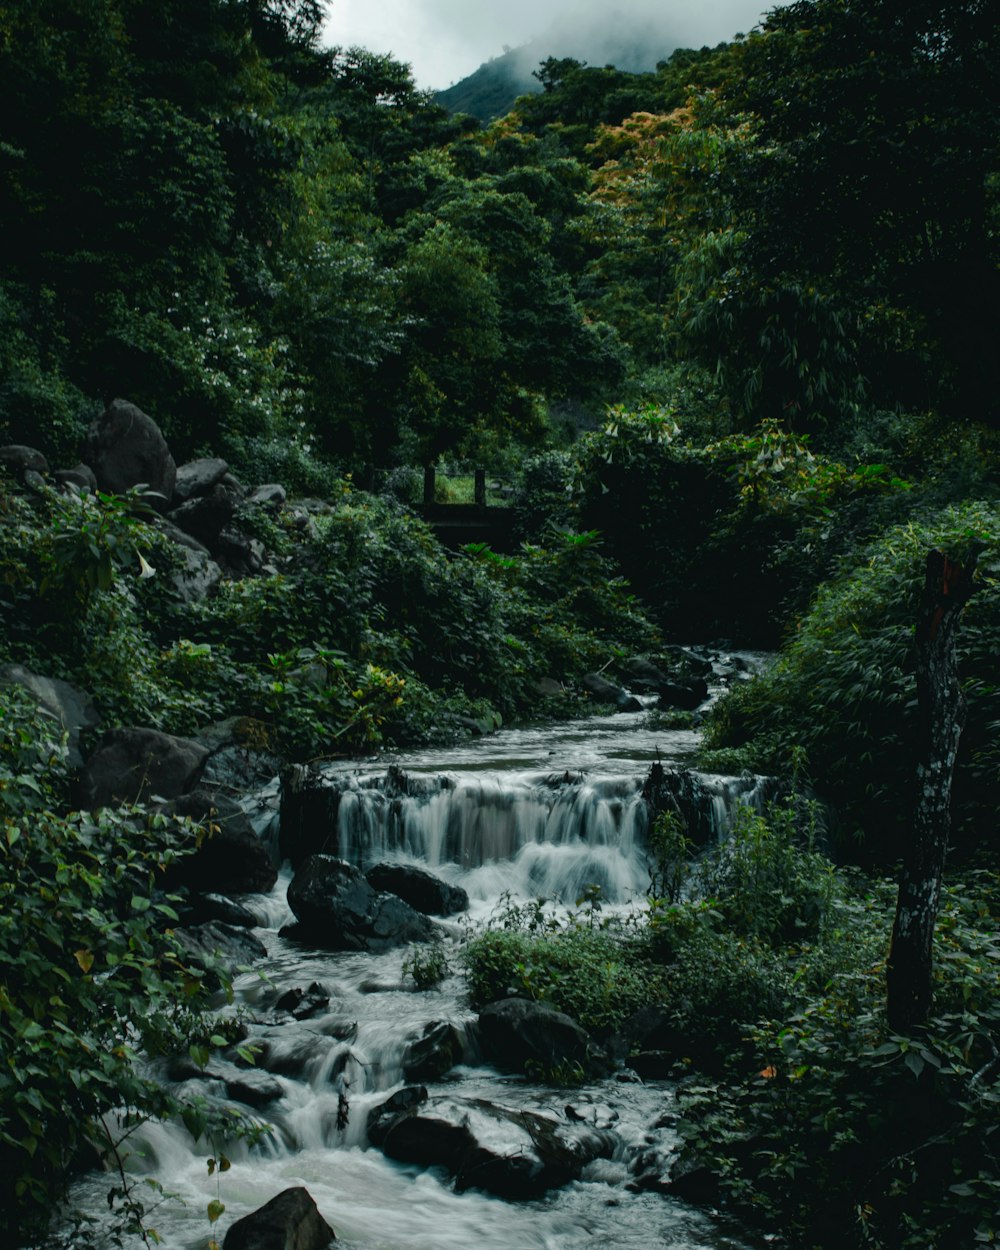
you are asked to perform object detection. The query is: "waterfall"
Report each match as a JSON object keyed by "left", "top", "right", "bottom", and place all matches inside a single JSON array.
[{"left": 281, "top": 764, "right": 776, "bottom": 905}]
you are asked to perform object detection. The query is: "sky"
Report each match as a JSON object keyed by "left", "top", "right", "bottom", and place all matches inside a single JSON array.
[{"left": 322, "top": 1, "right": 786, "bottom": 90}]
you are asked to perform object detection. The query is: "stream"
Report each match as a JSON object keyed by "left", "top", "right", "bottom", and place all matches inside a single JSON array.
[{"left": 60, "top": 659, "right": 772, "bottom": 1250}]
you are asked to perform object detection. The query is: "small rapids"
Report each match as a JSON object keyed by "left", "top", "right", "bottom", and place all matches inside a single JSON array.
[{"left": 59, "top": 680, "right": 772, "bottom": 1250}]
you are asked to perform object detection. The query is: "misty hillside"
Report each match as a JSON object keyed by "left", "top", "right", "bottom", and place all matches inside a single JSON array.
[
  {"left": 435, "top": 8, "right": 686, "bottom": 121},
  {"left": 435, "top": 48, "right": 541, "bottom": 121}
]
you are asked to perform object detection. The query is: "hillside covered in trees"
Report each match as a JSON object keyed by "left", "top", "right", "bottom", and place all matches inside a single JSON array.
[{"left": 2, "top": 2, "right": 1000, "bottom": 1248}]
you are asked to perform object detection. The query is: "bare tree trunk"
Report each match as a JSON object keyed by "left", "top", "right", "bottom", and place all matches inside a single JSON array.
[{"left": 886, "top": 547, "right": 979, "bottom": 1032}]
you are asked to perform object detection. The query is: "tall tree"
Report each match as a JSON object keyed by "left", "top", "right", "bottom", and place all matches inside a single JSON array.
[{"left": 887, "top": 547, "right": 979, "bottom": 1031}]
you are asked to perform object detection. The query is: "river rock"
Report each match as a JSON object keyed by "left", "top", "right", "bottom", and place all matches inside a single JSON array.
[
  {"left": 401, "top": 1021, "right": 463, "bottom": 1081},
  {"left": 83, "top": 398, "right": 176, "bottom": 506},
  {"left": 478, "top": 998, "right": 593, "bottom": 1076},
  {"left": 222, "top": 1186, "right": 335, "bottom": 1250},
  {"left": 158, "top": 788, "right": 277, "bottom": 895},
  {"left": 225, "top": 1070, "right": 284, "bottom": 1110},
  {"left": 79, "top": 727, "right": 208, "bottom": 807},
  {"left": 0, "top": 663, "right": 101, "bottom": 768},
  {"left": 173, "top": 920, "right": 266, "bottom": 978},
  {"left": 172, "top": 457, "right": 229, "bottom": 504},
  {"left": 365, "top": 863, "right": 468, "bottom": 916},
  {"left": 182, "top": 893, "right": 259, "bottom": 929},
  {"left": 582, "top": 673, "right": 643, "bottom": 712},
  {"left": 274, "top": 982, "right": 331, "bottom": 1020},
  {"left": 284, "top": 855, "right": 436, "bottom": 952},
  {"left": 195, "top": 717, "right": 282, "bottom": 792},
  {"left": 368, "top": 1093, "right": 614, "bottom": 1199},
  {"left": 624, "top": 657, "right": 708, "bottom": 709}
]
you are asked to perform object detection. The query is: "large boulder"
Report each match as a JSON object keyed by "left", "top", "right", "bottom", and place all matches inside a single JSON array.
[
  {"left": 365, "top": 863, "right": 468, "bottom": 916},
  {"left": 0, "top": 444, "right": 49, "bottom": 477},
  {"left": 284, "top": 855, "right": 435, "bottom": 952},
  {"left": 478, "top": 997, "right": 593, "bottom": 1076},
  {"left": 83, "top": 399, "right": 176, "bottom": 506},
  {"left": 168, "top": 543, "right": 223, "bottom": 604},
  {"left": 79, "top": 727, "right": 208, "bottom": 807},
  {"left": 168, "top": 486, "right": 238, "bottom": 546},
  {"left": 172, "top": 457, "right": 229, "bottom": 504},
  {"left": 0, "top": 664, "right": 100, "bottom": 768},
  {"left": 159, "top": 788, "right": 277, "bottom": 895},
  {"left": 367, "top": 1092, "right": 614, "bottom": 1199},
  {"left": 223, "top": 1187, "right": 335, "bottom": 1250}
]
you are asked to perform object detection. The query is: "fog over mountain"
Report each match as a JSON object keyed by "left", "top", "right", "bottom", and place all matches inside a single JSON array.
[{"left": 325, "top": 0, "right": 786, "bottom": 90}]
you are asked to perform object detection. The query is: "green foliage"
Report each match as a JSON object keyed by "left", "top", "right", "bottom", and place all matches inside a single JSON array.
[
  {"left": 577, "top": 404, "right": 911, "bottom": 643},
  {"left": 402, "top": 943, "right": 449, "bottom": 990},
  {"left": 463, "top": 897, "right": 658, "bottom": 1037},
  {"left": 703, "top": 500, "right": 1000, "bottom": 858},
  {"left": 0, "top": 689, "right": 238, "bottom": 1245},
  {"left": 674, "top": 874, "right": 1000, "bottom": 1249},
  {"left": 694, "top": 802, "right": 835, "bottom": 944}
]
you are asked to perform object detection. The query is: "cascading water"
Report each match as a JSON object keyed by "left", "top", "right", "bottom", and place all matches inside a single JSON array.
[{"left": 58, "top": 685, "right": 772, "bottom": 1250}]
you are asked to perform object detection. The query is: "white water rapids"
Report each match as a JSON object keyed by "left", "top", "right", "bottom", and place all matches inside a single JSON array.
[{"left": 59, "top": 683, "right": 771, "bottom": 1250}]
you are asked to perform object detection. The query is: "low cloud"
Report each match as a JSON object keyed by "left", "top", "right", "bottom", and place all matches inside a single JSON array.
[{"left": 325, "top": 0, "right": 782, "bottom": 89}]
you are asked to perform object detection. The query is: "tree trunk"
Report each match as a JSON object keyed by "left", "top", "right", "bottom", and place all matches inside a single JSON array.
[{"left": 886, "top": 547, "right": 979, "bottom": 1032}]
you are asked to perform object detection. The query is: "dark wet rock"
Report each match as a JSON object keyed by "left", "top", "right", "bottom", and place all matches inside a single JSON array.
[
  {"left": 0, "top": 444, "right": 49, "bottom": 476},
  {"left": 158, "top": 788, "right": 277, "bottom": 895},
  {"left": 173, "top": 921, "right": 266, "bottom": 978},
  {"left": 365, "top": 863, "right": 468, "bottom": 916},
  {"left": 255, "top": 1032, "right": 348, "bottom": 1079},
  {"left": 366, "top": 1085, "right": 428, "bottom": 1139},
  {"left": 368, "top": 1094, "right": 614, "bottom": 1199},
  {"left": 284, "top": 855, "right": 435, "bottom": 953},
  {"left": 608, "top": 1005, "right": 680, "bottom": 1064},
  {"left": 564, "top": 1099, "right": 620, "bottom": 1131},
  {"left": 582, "top": 673, "right": 643, "bottom": 712},
  {"left": 173, "top": 457, "right": 229, "bottom": 504},
  {"left": 275, "top": 982, "right": 331, "bottom": 1020},
  {"left": 222, "top": 1186, "right": 335, "bottom": 1250},
  {"left": 219, "top": 472, "right": 246, "bottom": 498},
  {"left": 155, "top": 515, "right": 213, "bottom": 556},
  {"left": 79, "top": 727, "right": 208, "bottom": 807},
  {"left": 168, "top": 488, "right": 237, "bottom": 545},
  {"left": 0, "top": 663, "right": 101, "bottom": 768},
  {"left": 55, "top": 463, "right": 97, "bottom": 492},
  {"left": 624, "top": 657, "right": 708, "bottom": 709},
  {"left": 663, "top": 1156, "right": 720, "bottom": 1205},
  {"left": 478, "top": 998, "right": 593, "bottom": 1076},
  {"left": 401, "top": 1021, "right": 463, "bottom": 1082},
  {"left": 225, "top": 1070, "right": 284, "bottom": 1109},
  {"left": 168, "top": 543, "right": 223, "bottom": 604},
  {"left": 84, "top": 399, "right": 176, "bottom": 506},
  {"left": 247, "top": 483, "right": 287, "bottom": 508},
  {"left": 195, "top": 717, "right": 282, "bottom": 792},
  {"left": 627, "top": 1052, "right": 674, "bottom": 1081},
  {"left": 183, "top": 893, "right": 258, "bottom": 929},
  {"left": 215, "top": 528, "right": 266, "bottom": 577}
]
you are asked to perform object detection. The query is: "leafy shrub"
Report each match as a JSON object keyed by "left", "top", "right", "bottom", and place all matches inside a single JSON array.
[
  {"left": 694, "top": 802, "right": 836, "bottom": 944},
  {"left": 673, "top": 875, "right": 1000, "bottom": 1249},
  {"left": 463, "top": 899, "right": 658, "bottom": 1037},
  {"left": 702, "top": 500, "right": 1000, "bottom": 860},
  {"left": 0, "top": 689, "right": 238, "bottom": 1245}
]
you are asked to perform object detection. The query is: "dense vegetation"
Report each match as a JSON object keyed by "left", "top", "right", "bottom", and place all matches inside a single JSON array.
[{"left": 2, "top": 0, "right": 999, "bottom": 1246}]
